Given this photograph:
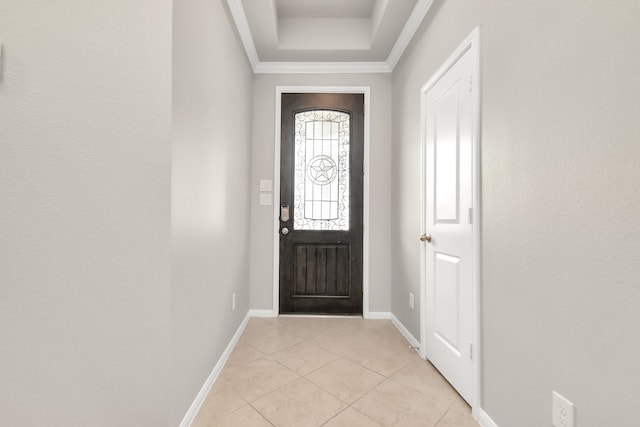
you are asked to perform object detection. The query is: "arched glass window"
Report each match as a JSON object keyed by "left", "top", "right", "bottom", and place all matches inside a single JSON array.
[{"left": 293, "top": 110, "right": 350, "bottom": 231}]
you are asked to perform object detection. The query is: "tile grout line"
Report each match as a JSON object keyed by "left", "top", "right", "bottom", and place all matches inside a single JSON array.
[
  {"left": 206, "top": 317, "right": 476, "bottom": 427},
  {"left": 247, "top": 401, "right": 277, "bottom": 427},
  {"left": 349, "top": 405, "right": 385, "bottom": 427},
  {"left": 318, "top": 405, "right": 351, "bottom": 427},
  {"left": 432, "top": 397, "right": 459, "bottom": 427}
]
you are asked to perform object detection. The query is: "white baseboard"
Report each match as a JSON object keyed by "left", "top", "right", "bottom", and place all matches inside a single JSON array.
[
  {"left": 365, "top": 312, "right": 421, "bottom": 350},
  {"left": 248, "top": 309, "right": 277, "bottom": 317},
  {"left": 178, "top": 312, "right": 251, "bottom": 427},
  {"left": 365, "top": 311, "right": 391, "bottom": 319},
  {"left": 389, "top": 313, "right": 420, "bottom": 349},
  {"left": 475, "top": 408, "right": 499, "bottom": 427}
]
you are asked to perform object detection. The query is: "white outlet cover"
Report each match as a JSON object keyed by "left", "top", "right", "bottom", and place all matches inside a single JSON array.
[{"left": 552, "top": 391, "right": 574, "bottom": 427}]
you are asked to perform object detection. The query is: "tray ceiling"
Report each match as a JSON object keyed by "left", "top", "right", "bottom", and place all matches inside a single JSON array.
[{"left": 226, "top": 0, "right": 435, "bottom": 73}]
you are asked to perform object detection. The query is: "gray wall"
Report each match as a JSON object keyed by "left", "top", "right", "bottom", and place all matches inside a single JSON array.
[
  {"left": 0, "top": 1, "right": 172, "bottom": 425},
  {"left": 249, "top": 74, "right": 392, "bottom": 313},
  {"left": 171, "top": 0, "right": 254, "bottom": 425},
  {"left": 3, "top": 1, "right": 639, "bottom": 425},
  {"left": 391, "top": 0, "right": 640, "bottom": 426}
]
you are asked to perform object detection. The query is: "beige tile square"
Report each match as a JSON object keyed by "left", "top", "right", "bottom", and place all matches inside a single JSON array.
[
  {"left": 388, "top": 360, "right": 458, "bottom": 406},
  {"left": 310, "top": 329, "right": 363, "bottom": 357},
  {"left": 191, "top": 386, "right": 246, "bottom": 427},
  {"left": 344, "top": 319, "right": 398, "bottom": 333},
  {"left": 271, "top": 341, "right": 338, "bottom": 375},
  {"left": 345, "top": 341, "right": 420, "bottom": 377},
  {"left": 224, "top": 357, "right": 299, "bottom": 402},
  {"left": 323, "top": 407, "right": 383, "bottom": 427},
  {"left": 224, "top": 342, "right": 266, "bottom": 369},
  {"left": 315, "top": 317, "right": 369, "bottom": 336},
  {"left": 435, "top": 398, "right": 479, "bottom": 427},
  {"left": 353, "top": 380, "right": 451, "bottom": 427},
  {"left": 244, "top": 317, "right": 281, "bottom": 335},
  {"left": 238, "top": 317, "right": 281, "bottom": 344},
  {"left": 253, "top": 378, "right": 347, "bottom": 427},
  {"left": 209, "top": 405, "right": 273, "bottom": 427},
  {"left": 364, "top": 326, "right": 414, "bottom": 348},
  {"left": 343, "top": 320, "right": 412, "bottom": 348},
  {"left": 306, "top": 358, "right": 385, "bottom": 404},
  {"left": 278, "top": 316, "right": 334, "bottom": 340},
  {"left": 246, "top": 327, "right": 304, "bottom": 355}
]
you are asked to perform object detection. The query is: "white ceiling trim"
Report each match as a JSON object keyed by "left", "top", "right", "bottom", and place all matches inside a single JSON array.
[
  {"left": 386, "top": 0, "right": 434, "bottom": 70},
  {"left": 226, "top": 0, "right": 259, "bottom": 69},
  {"left": 255, "top": 61, "right": 391, "bottom": 74},
  {"left": 226, "top": 0, "right": 434, "bottom": 74}
]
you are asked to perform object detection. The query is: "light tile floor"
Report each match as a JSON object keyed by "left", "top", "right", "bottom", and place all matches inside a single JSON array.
[{"left": 192, "top": 317, "right": 479, "bottom": 427}]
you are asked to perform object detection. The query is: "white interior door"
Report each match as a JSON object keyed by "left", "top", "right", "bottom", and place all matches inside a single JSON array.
[{"left": 422, "top": 44, "right": 476, "bottom": 403}]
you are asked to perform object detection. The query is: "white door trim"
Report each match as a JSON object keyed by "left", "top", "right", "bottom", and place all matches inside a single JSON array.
[
  {"left": 273, "top": 86, "right": 371, "bottom": 317},
  {"left": 419, "top": 28, "right": 482, "bottom": 415}
]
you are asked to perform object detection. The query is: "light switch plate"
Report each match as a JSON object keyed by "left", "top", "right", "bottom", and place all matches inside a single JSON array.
[
  {"left": 260, "top": 179, "right": 273, "bottom": 192},
  {"left": 259, "top": 193, "right": 272, "bottom": 206}
]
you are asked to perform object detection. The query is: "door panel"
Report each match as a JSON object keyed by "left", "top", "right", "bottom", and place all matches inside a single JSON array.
[
  {"left": 434, "top": 252, "right": 461, "bottom": 352},
  {"left": 424, "top": 48, "right": 474, "bottom": 402},
  {"left": 434, "top": 83, "right": 460, "bottom": 223},
  {"left": 280, "top": 93, "right": 363, "bottom": 314},
  {"left": 293, "top": 244, "right": 350, "bottom": 296}
]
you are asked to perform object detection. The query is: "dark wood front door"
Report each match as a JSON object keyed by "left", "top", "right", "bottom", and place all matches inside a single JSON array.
[{"left": 279, "top": 93, "right": 364, "bottom": 314}]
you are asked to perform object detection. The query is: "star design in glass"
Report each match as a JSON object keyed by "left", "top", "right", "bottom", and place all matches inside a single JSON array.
[{"left": 308, "top": 156, "right": 337, "bottom": 185}]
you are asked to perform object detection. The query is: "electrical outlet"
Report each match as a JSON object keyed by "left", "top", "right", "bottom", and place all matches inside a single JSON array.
[
  {"left": 553, "top": 391, "right": 574, "bottom": 427},
  {"left": 409, "top": 292, "right": 415, "bottom": 310},
  {"left": 232, "top": 293, "right": 236, "bottom": 311}
]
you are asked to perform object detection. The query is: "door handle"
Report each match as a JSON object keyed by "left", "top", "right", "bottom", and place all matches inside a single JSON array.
[
  {"left": 281, "top": 227, "right": 289, "bottom": 235},
  {"left": 420, "top": 233, "right": 432, "bottom": 243}
]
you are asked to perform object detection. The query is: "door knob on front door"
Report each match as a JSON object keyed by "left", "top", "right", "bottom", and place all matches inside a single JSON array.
[
  {"left": 420, "top": 233, "right": 432, "bottom": 242},
  {"left": 281, "top": 227, "right": 289, "bottom": 235}
]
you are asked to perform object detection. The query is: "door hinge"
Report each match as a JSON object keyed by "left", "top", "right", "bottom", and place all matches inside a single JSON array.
[
  {"left": 468, "top": 208, "right": 473, "bottom": 224},
  {"left": 468, "top": 76, "right": 473, "bottom": 92},
  {"left": 469, "top": 342, "right": 473, "bottom": 360}
]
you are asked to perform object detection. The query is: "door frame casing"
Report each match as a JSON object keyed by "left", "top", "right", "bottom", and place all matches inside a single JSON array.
[
  {"left": 419, "top": 28, "right": 482, "bottom": 415},
  {"left": 273, "top": 86, "right": 371, "bottom": 317}
]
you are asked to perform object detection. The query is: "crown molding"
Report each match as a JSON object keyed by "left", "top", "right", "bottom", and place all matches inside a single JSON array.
[
  {"left": 227, "top": 0, "right": 433, "bottom": 74},
  {"left": 226, "top": 0, "right": 259, "bottom": 69},
  {"left": 254, "top": 61, "right": 391, "bottom": 74},
  {"left": 386, "top": 0, "right": 434, "bottom": 70}
]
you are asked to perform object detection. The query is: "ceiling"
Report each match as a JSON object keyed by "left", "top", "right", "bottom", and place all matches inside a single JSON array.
[{"left": 226, "top": 0, "right": 435, "bottom": 73}]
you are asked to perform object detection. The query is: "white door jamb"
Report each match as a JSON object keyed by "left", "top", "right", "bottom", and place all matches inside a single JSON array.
[{"left": 273, "top": 86, "right": 371, "bottom": 318}]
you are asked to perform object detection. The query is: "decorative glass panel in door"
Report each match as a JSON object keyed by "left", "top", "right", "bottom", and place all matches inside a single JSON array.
[{"left": 293, "top": 110, "right": 350, "bottom": 231}]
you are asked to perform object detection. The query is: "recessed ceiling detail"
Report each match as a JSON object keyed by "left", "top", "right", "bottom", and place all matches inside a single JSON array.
[{"left": 227, "top": 0, "right": 435, "bottom": 73}]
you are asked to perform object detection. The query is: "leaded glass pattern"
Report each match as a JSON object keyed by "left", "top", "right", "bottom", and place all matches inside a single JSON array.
[{"left": 293, "top": 110, "right": 350, "bottom": 231}]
